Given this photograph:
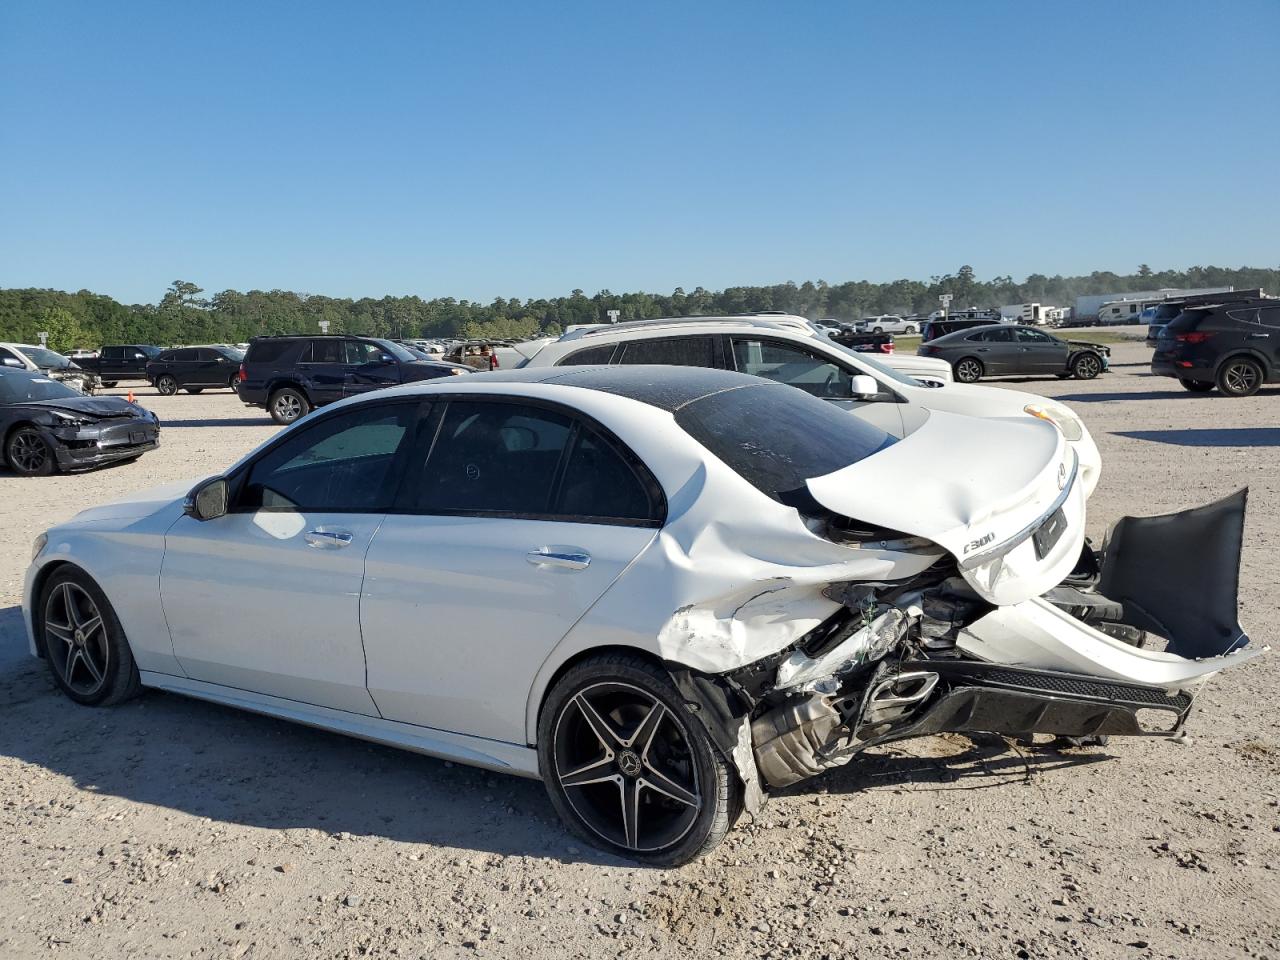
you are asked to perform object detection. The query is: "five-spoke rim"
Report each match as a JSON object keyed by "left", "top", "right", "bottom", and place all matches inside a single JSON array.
[
  {"left": 1224, "top": 361, "right": 1258, "bottom": 394},
  {"left": 275, "top": 393, "right": 302, "bottom": 420},
  {"left": 10, "top": 431, "right": 50, "bottom": 473},
  {"left": 44, "top": 582, "right": 109, "bottom": 696},
  {"left": 553, "top": 682, "right": 701, "bottom": 853}
]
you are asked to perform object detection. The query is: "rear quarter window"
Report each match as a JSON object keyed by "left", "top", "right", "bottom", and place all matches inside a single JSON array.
[
  {"left": 246, "top": 340, "right": 298, "bottom": 364},
  {"left": 674, "top": 382, "right": 895, "bottom": 504}
]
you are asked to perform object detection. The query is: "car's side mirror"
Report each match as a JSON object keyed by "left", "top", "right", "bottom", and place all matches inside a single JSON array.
[
  {"left": 185, "top": 477, "right": 229, "bottom": 521},
  {"left": 849, "top": 374, "right": 879, "bottom": 399},
  {"left": 2, "top": 357, "right": 22, "bottom": 368}
]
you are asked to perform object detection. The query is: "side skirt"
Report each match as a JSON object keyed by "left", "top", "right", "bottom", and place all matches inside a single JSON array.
[{"left": 138, "top": 671, "right": 541, "bottom": 779}]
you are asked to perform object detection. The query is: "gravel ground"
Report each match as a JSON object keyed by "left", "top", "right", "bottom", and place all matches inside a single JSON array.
[{"left": 1, "top": 343, "right": 1277, "bottom": 959}]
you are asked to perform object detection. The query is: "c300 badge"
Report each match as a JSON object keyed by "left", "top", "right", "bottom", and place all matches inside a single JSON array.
[{"left": 963, "top": 532, "right": 995, "bottom": 554}]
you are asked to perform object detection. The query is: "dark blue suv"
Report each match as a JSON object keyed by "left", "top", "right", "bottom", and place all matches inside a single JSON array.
[
  {"left": 1151, "top": 299, "right": 1280, "bottom": 396},
  {"left": 239, "top": 336, "right": 470, "bottom": 424}
]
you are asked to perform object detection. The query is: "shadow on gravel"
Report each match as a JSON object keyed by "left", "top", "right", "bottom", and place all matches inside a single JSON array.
[
  {"left": 0, "top": 605, "right": 608, "bottom": 864},
  {"left": 1051, "top": 390, "right": 1191, "bottom": 402},
  {"left": 785, "top": 732, "right": 1112, "bottom": 798},
  {"left": 1115, "top": 427, "right": 1280, "bottom": 448}
]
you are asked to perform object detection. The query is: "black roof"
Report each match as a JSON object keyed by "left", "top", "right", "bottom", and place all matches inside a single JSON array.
[{"left": 473, "top": 364, "right": 782, "bottom": 412}]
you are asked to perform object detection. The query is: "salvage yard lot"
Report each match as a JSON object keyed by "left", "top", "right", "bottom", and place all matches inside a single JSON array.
[{"left": 1, "top": 341, "right": 1277, "bottom": 959}]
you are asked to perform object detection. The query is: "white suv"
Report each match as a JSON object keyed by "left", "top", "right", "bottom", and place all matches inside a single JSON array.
[
  {"left": 856, "top": 315, "right": 919, "bottom": 335},
  {"left": 515, "top": 315, "right": 1101, "bottom": 496}
]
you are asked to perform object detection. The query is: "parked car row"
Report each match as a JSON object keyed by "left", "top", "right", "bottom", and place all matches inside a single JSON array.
[{"left": 917, "top": 324, "right": 1109, "bottom": 383}]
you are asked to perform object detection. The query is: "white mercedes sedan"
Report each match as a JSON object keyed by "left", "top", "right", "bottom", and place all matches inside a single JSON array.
[{"left": 25, "top": 366, "right": 1256, "bottom": 865}]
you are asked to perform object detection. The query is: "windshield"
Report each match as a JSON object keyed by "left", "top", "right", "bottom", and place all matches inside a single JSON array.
[
  {"left": 373, "top": 339, "right": 416, "bottom": 362},
  {"left": 0, "top": 371, "right": 81, "bottom": 404},
  {"left": 217, "top": 346, "right": 246, "bottom": 361},
  {"left": 675, "top": 382, "right": 897, "bottom": 504},
  {"left": 139, "top": 345, "right": 163, "bottom": 358},
  {"left": 21, "top": 346, "right": 73, "bottom": 369},
  {"left": 820, "top": 338, "right": 925, "bottom": 388}
]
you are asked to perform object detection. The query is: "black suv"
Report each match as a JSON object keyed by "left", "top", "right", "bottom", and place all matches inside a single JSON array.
[
  {"left": 238, "top": 335, "right": 470, "bottom": 424},
  {"left": 147, "top": 345, "right": 245, "bottom": 395},
  {"left": 1151, "top": 299, "right": 1280, "bottom": 396}
]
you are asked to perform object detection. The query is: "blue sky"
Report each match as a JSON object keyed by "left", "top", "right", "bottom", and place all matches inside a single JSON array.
[{"left": 2, "top": 0, "right": 1277, "bottom": 305}]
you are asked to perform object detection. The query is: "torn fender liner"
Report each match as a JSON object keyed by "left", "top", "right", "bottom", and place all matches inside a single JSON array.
[
  {"left": 667, "top": 666, "right": 766, "bottom": 813},
  {"left": 1100, "top": 488, "right": 1249, "bottom": 658}
]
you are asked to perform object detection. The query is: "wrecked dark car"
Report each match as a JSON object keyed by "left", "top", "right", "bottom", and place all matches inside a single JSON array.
[
  {"left": 1, "top": 368, "right": 160, "bottom": 476},
  {"left": 23, "top": 366, "right": 1256, "bottom": 865}
]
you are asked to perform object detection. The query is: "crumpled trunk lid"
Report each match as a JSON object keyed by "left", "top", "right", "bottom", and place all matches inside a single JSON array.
[{"left": 805, "top": 410, "right": 1086, "bottom": 605}]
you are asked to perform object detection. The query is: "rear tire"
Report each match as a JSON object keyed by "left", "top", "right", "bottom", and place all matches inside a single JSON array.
[
  {"left": 6, "top": 426, "right": 57, "bottom": 476},
  {"left": 1216, "top": 357, "right": 1263, "bottom": 397},
  {"left": 269, "top": 387, "right": 311, "bottom": 425},
  {"left": 38, "top": 567, "right": 141, "bottom": 707},
  {"left": 1179, "top": 379, "right": 1214, "bottom": 393},
  {"left": 953, "top": 357, "right": 984, "bottom": 383},
  {"left": 1071, "top": 352, "right": 1102, "bottom": 380},
  {"left": 156, "top": 375, "right": 178, "bottom": 396},
  {"left": 903, "top": 325, "right": 917, "bottom": 335},
  {"left": 537, "top": 653, "right": 741, "bottom": 867}
]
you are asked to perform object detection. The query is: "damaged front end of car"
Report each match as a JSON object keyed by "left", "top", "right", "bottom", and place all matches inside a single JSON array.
[{"left": 669, "top": 489, "right": 1262, "bottom": 805}]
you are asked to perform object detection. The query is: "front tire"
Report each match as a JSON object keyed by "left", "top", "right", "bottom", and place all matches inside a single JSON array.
[
  {"left": 1179, "top": 378, "right": 1214, "bottom": 393},
  {"left": 156, "top": 375, "right": 179, "bottom": 396},
  {"left": 1071, "top": 352, "right": 1102, "bottom": 380},
  {"left": 38, "top": 567, "right": 141, "bottom": 706},
  {"left": 953, "top": 357, "right": 984, "bottom": 383},
  {"left": 1216, "top": 357, "right": 1263, "bottom": 397},
  {"left": 537, "top": 653, "right": 740, "bottom": 866},
  {"left": 6, "top": 427, "right": 57, "bottom": 476},
  {"left": 269, "top": 387, "right": 311, "bottom": 425}
]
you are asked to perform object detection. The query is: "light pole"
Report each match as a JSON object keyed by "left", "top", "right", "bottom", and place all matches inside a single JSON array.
[{"left": 938, "top": 294, "right": 953, "bottom": 320}]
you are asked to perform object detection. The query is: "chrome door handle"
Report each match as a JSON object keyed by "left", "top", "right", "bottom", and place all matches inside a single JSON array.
[
  {"left": 526, "top": 549, "right": 591, "bottom": 570},
  {"left": 1247, "top": 333, "right": 1270, "bottom": 339},
  {"left": 305, "top": 528, "right": 354, "bottom": 549}
]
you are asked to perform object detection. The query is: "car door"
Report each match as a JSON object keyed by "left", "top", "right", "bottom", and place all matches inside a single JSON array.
[
  {"left": 727, "top": 335, "right": 906, "bottom": 436},
  {"left": 343, "top": 340, "right": 402, "bottom": 396},
  {"left": 1014, "top": 327, "right": 1068, "bottom": 374},
  {"left": 160, "top": 399, "right": 423, "bottom": 714},
  {"left": 296, "top": 339, "right": 348, "bottom": 404},
  {"left": 360, "top": 397, "right": 662, "bottom": 743},
  {"left": 189, "top": 348, "right": 223, "bottom": 385},
  {"left": 1256, "top": 307, "right": 1280, "bottom": 375},
  {"left": 965, "top": 327, "right": 1016, "bottom": 374}
]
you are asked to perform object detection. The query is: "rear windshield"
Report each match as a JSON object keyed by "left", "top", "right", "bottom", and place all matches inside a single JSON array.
[
  {"left": 1151, "top": 304, "right": 1183, "bottom": 322},
  {"left": 674, "top": 382, "right": 896, "bottom": 503},
  {"left": 1166, "top": 309, "right": 1210, "bottom": 333}
]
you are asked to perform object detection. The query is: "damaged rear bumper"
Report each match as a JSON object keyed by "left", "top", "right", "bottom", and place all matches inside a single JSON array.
[{"left": 671, "top": 490, "right": 1263, "bottom": 801}]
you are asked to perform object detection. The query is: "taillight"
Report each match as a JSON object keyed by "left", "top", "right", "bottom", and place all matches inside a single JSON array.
[
  {"left": 879, "top": 342, "right": 894, "bottom": 353},
  {"left": 917, "top": 344, "right": 935, "bottom": 355},
  {"left": 238, "top": 363, "right": 247, "bottom": 382},
  {"left": 1175, "top": 331, "right": 1215, "bottom": 344}
]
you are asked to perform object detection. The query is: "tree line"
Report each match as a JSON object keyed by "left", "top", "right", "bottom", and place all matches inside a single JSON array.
[{"left": 1, "top": 264, "right": 1276, "bottom": 352}]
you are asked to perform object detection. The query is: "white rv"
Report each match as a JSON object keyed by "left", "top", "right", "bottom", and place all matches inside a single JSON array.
[{"left": 999, "top": 303, "right": 1056, "bottom": 326}]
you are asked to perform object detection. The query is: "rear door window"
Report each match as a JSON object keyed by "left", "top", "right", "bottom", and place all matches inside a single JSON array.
[
  {"left": 1259, "top": 307, "right": 1280, "bottom": 329},
  {"left": 304, "top": 340, "right": 344, "bottom": 364},
  {"left": 617, "top": 336, "right": 715, "bottom": 367},
  {"left": 559, "top": 344, "right": 617, "bottom": 366},
  {"left": 413, "top": 402, "right": 573, "bottom": 515}
]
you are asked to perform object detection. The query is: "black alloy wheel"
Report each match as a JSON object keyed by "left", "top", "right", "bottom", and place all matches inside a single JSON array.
[
  {"left": 7, "top": 427, "right": 56, "bottom": 476},
  {"left": 156, "top": 375, "right": 179, "bottom": 396},
  {"left": 538, "top": 654, "right": 740, "bottom": 866},
  {"left": 39, "top": 569, "right": 141, "bottom": 706}
]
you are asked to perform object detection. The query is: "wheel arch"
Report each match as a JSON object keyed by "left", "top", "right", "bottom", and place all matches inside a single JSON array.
[
  {"left": 525, "top": 643, "right": 667, "bottom": 746},
  {"left": 1213, "top": 349, "right": 1273, "bottom": 378}
]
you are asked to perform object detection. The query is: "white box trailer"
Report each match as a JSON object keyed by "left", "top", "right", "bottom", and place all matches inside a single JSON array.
[{"left": 999, "top": 303, "right": 1055, "bottom": 325}]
